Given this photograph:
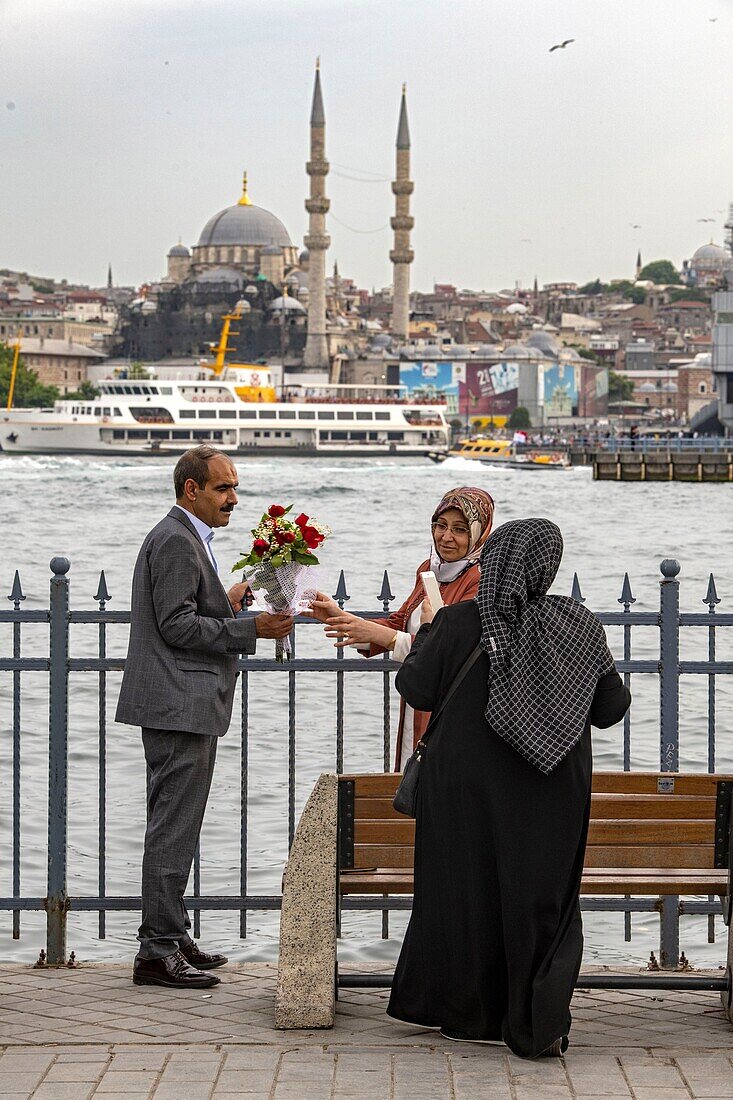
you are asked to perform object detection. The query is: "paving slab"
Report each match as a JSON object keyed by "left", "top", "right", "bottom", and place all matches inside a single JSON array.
[{"left": 0, "top": 964, "right": 732, "bottom": 1097}]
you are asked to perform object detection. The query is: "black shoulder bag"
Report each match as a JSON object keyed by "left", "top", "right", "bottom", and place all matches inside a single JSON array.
[{"left": 392, "top": 643, "right": 483, "bottom": 818}]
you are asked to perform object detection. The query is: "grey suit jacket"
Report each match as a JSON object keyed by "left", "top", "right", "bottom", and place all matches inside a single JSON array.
[{"left": 115, "top": 507, "right": 257, "bottom": 736}]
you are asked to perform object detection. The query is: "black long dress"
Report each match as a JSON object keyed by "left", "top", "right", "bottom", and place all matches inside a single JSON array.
[{"left": 387, "top": 600, "right": 631, "bottom": 1058}]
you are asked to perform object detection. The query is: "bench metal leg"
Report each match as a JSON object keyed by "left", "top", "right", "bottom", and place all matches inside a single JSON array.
[
  {"left": 723, "top": 898, "right": 733, "bottom": 1024},
  {"left": 275, "top": 773, "right": 338, "bottom": 1029},
  {"left": 659, "top": 894, "right": 680, "bottom": 969}
]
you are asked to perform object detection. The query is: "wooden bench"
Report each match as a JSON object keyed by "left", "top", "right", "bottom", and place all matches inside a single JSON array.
[
  {"left": 275, "top": 770, "right": 732, "bottom": 1030},
  {"left": 336, "top": 771, "right": 732, "bottom": 1014}
]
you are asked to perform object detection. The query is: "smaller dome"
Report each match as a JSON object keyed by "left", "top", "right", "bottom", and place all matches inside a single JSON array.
[
  {"left": 526, "top": 331, "right": 559, "bottom": 358},
  {"left": 168, "top": 243, "right": 190, "bottom": 257},
  {"left": 244, "top": 284, "right": 259, "bottom": 295},
  {"left": 299, "top": 248, "right": 310, "bottom": 261},
  {"left": 193, "top": 266, "right": 244, "bottom": 286},
  {"left": 505, "top": 302, "right": 528, "bottom": 314},
  {"left": 297, "top": 286, "right": 309, "bottom": 301},
  {"left": 691, "top": 243, "right": 729, "bottom": 267},
  {"left": 268, "top": 296, "right": 306, "bottom": 313}
]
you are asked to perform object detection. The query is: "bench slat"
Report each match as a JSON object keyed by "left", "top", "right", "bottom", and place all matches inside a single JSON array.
[
  {"left": 590, "top": 794, "right": 717, "bottom": 820},
  {"left": 584, "top": 844, "right": 714, "bottom": 868},
  {"left": 352, "top": 819, "right": 715, "bottom": 847},
  {"left": 340, "top": 869, "right": 728, "bottom": 896},
  {"left": 591, "top": 773, "right": 731, "bottom": 795}
]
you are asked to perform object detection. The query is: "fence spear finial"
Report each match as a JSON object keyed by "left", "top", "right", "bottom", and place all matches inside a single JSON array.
[
  {"left": 703, "top": 572, "right": 720, "bottom": 607},
  {"left": 618, "top": 572, "right": 636, "bottom": 608},
  {"left": 8, "top": 570, "right": 25, "bottom": 607},
  {"left": 94, "top": 570, "right": 111, "bottom": 605},
  {"left": 570, "top": 573, "right": 585, "bottom": 603},
  {"left": 333, "top": 570, "right": 350, "bottom": 606},
  {"left": 378, "top": 570, "right": 395, "bottom": 607}
]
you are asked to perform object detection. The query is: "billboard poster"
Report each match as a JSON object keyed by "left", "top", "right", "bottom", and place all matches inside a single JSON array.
[
  {"left": 457, "top": 361, "right": 519, "bottom": 418},
  {"left": 399, "top": 361, "right": 465, "bottom": 415},
  {"left": 578, "top": 363, "right": 609, "bottom": 418},
  {"left": 542, "top": 363, "right": 579, "bottom": 417}
]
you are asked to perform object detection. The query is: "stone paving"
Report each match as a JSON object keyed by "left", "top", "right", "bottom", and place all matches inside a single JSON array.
[{"left": 0, "top": 963, "right": 731, "bottom": 1098}]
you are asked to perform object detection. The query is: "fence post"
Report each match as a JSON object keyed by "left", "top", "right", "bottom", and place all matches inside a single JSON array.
[
  {"left": 47, "top": 556, "right": 70, "bottom": 964},
  {"left": 659, "top": 559, "right": 680, "bottom": 773},
  {"left": 658, "top": 558, "right": 681, "bottom": 969}
]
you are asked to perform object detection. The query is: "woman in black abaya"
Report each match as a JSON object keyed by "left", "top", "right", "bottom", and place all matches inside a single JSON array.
[{"left": 387, "top": 518, "right": 631, "bottom": 1058}]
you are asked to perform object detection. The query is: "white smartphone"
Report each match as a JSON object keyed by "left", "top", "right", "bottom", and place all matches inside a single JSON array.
[{"left": 420, "top": 570, "right": 444, "bottom": 610}]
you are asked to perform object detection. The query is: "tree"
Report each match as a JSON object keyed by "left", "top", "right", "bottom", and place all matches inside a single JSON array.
[
  {"left": 65, "top": 380, "right": 100, "bottom": 400},
  {"left": 668, "top": 287, "right": 710, "bottom": 304},
  {"left": 637, "top": 259, "right": 681, "bottom": 285},
  {"left": 578, "top": 279, "right": 609, "bottom": 296},
  {"left": 508, "top": 406, "right": 531, "bottom": 429},
  {"left": 0, "top": 343, "right": 60, "bottom": 407},
  {"left": 630, "top": 286, "right": 647, "bottom": 304},
  {"left": 608, "top": 370, "right": 635, "bottom": 403}
]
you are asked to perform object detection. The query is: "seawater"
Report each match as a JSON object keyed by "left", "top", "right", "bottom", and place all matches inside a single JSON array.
[{"left": 1, "top": 453, "right": 732, "bottom": 967}]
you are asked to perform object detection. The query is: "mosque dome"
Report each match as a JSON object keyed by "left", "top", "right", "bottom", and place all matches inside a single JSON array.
[
  {"left": 691, "top": 243, "right": 730, "bottom": 269},
  {"left": 526, "top": 331, "right": 559, "bottom": 359},
  {"left": 168, "top": 243, "right": 190, "bottom": 257},
  {"left": 198, "top": 202, "right": 293, "bottom": 249}
]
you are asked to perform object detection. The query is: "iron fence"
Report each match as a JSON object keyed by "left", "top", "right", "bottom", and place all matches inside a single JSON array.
[{"left": 1, "top": 557, "right": 732, "bottom": 968}]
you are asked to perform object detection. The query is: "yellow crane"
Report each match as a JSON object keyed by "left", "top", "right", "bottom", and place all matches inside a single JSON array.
[
  {"left": 205, "top": 305, "right": 276, "bottom": 402},
  {"left": 6, "top": 329, "right": 22, "bottom": 410}
]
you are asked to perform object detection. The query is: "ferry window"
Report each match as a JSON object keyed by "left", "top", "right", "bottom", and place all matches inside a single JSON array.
[
  {"left": 219, "top": 410, "right": 236, "bottom": 419},
  {"left": 368, "top": 432, "right": 378, "bottom": 440},
  {"left": 299, "top": 410, "right": 316, "bottom": 419},
  {"left": 131, "top": 386, "right": 143, "bottom": 394},
  {"left": 213, "top": 431, "right": 222, "bottom": 441},
  {"left": 278, "top": 411, "right": 296, "bottom": 420},
  {"left": 260, "top": 410, "right": 276, "bottom": 419},
  {"left": 160, "top": 387, "right": 172, "bottom": 395},
  {"left": 254, "top": 431, "right": 261, "bottom": 438},
  {"left": 337, "top": 411, "right": 354, "bottom": 420},
  {"left": 351, "top": 432, "right": 367, "bottom": 441},
  {"left": 332, "top": 431, "right": 347, "bottom": 440},
  {"left": 180, "top": 410, "right": 195, "bottom": 418},
  {"left": 263, "top": 431, "right": 271, "bottom": 438},
  {"left": 275, "top": 431, "right": 282, "bottom": 438},
  {"left": 151, "top": 430, "right": 170, "bottom": 439},
  {"left": 320, "top": 410, "right": 335, "bottom": 420},
  {"left": 102, "top": 407, "right": 111, "bottom": 416},
  {"left": 128, "top": 429, "right": 148, "bottom": 439},
  {"left": 113, "top": 430, "right": 124, "bottom": 440},
  {"left": 193, "top": 430, "right": 210, "bottom": 439},
  {"left": 356, "top": 412, "right": 373, "bottom": 420},
  {"left": 375, "top": 412, "right": 390, "bottom": 420},
  {"left": 239, "top": 409, "right": 254, "bottom": 418},
  {"left": 284, "top": 432, "right": 291, "bottom": 438},
  {"left": 387, "top": 432, "right": 404, "bottom": 440},
  {"left": 172, "top": 430, "right": 190, "bottom": 440}
]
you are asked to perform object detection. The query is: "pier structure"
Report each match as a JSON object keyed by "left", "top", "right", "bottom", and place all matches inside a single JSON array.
[
  {"left": 303, "top": 61, "right": 331, "bottom": 371},
  {"left": 390, "top": 85, "right": 414, "bottom": 342}
]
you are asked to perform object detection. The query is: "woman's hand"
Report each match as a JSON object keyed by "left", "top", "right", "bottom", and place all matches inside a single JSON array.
[
  {"left": 420, "top": 597, "right": 434, "bottom": 625},
  {"left": 303, "top": 591, "right": 341, "bottom": 623},
  {"left": 324, "top": 613, "right": 396, "bottom": 650}
]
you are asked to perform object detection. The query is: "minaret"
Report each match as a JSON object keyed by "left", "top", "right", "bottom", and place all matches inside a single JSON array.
[
  {"left": 636, "top": 250, "right": 642, "bottom": 279},
  {"left": 390, "top": 85, "right": 414, "bottom": 342},
  {"left": 303, "top": 61, "right": 330, "bottom": 370},
  {"left": 107, "top": 263, "right": 113, "bottom": 289}
]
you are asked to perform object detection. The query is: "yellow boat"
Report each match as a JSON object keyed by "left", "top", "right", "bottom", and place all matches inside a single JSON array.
[{"left": 427, "top": 437, "right": 571, "bottom": 469}]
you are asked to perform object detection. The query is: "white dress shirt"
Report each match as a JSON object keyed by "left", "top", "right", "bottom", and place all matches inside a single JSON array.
[{"left": 173, "top": 504, "right": 218, "bottom": 573}]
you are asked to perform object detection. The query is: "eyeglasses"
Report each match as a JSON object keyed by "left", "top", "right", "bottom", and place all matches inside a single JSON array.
[{"left": 432, "top": 520, "right": 470, "bottom": 537}]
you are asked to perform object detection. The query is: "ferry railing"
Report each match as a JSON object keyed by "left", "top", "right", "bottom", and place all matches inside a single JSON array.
[{"left": 1, "top": 557, "right": 732, "bottom": 968}]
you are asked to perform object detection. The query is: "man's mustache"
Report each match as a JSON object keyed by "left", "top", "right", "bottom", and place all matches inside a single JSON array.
[{"left": 221, "top": 504, "right": 236, "bottom": 512}]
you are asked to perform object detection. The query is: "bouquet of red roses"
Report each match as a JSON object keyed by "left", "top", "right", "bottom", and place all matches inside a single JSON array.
[{"left": 232, "top": 504, "right": 330, "bottom": 661}]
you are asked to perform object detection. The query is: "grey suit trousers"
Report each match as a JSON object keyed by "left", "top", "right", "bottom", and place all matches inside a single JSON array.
[{"left": 138, "top": 728, "right": 218, "bottom": 960}]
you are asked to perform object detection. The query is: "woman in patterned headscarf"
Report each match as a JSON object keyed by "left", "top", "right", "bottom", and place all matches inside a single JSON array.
[
  {"left": 307, "top": 486, "right": 494, "bottom": 770},
  {"left": 387, "top": 518, "right": 631, "bottom": 1058}
]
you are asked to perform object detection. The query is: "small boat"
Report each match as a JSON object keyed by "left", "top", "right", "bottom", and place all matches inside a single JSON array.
[{"left": 427, "top": 437, "right": 571, "bottom": 469}]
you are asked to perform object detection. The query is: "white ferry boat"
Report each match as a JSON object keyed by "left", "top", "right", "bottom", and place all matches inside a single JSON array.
[{"left": 0, "top": 377, "right": 450, "bottom": 457}]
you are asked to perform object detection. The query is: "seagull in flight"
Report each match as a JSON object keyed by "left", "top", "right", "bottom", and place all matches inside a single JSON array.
[
  {"left": 629, "top": 223, "right": 642, "bottom": 229},
  {"left": 698, "top": 217, "right": 715, "bottom": 223},
  {"left": 549, "top": 39, "right": 575, "bottom": 52}
]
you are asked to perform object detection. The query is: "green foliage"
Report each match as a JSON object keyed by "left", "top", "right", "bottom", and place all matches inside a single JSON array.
[
  {"left": 125, "top": 361, "right": 150, "bottom": 380},
  {"left": 637, "top": 260, "right": 681, "bottom": 285},
  {"left": 630, "top": 286, "right": 647, "bottom": 304},
  {"left": 577, "top": 347, "right": 599, "bottom": 361},
  {"left": 507, "top": 406, "right": 531, "bottom": 429},
  {"left": 668, "top": 288, "right": 710, "bottom": 304},
  {"left": 578, "top": 279, "right": 609, "bottom": 296},
  {"left": 0, "top": 343, "right": 60, "bottom": 407},
  {"left": 65, "top": 379, "right": 100, "bottom": 400},
  {"left": 608, "top": 370, "right": 635, "bottom": 403}
]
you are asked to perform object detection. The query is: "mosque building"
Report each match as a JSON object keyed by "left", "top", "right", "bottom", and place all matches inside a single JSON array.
[{"left": 119, "top": 65, "right": 411, "bottom": 376}]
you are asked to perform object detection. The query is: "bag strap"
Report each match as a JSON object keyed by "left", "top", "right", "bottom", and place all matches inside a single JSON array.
[{"left": 418, "top": 643, "right": 483, "bottom": 749}]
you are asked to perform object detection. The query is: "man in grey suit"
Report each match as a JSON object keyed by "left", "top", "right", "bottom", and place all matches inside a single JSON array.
[{"left": 116, "top": 445, "right": 292, "bottom": 989}]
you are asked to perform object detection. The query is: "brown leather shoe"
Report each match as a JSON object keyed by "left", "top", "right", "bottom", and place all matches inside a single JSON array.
[
  {"left": 132, "top": 950, "right": 221, "bottom": 989},
  {"left": 179, "top": 940, "right": 228, "bottom": 970}
]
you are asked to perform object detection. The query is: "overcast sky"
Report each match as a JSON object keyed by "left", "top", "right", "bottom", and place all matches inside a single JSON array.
[{"left": 2, "top": 0, "right": 732, "bottom": 293}]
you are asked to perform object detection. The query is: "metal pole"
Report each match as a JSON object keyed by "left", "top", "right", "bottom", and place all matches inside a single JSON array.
[
  {"left": 658, "top": 559, "right": 681, "bottom": 969},
  {"left": 47, "top": 556, "right": 70, "bottom": 964},
  {"left": 659, "top": 559, "right": 680, "bottom": 773}
]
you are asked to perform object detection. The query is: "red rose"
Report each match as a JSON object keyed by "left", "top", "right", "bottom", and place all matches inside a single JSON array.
[
  {"left": 268, "top": 504, "right": 286, "bottom": 518},
  {"left": 281, "top": 530, "right": 296, "bottom": 543},
  {"left": 274, "top": 531, "right": 286, "bottom": 546},
  {"left": 252, "top": 538, "right": 269, "bottom": 556},
  {"left": 302, "top": 525, "right": 322, "bottom": 549},
  {"left": 294, "top": 513, "right": 309, "bottom": 527}
]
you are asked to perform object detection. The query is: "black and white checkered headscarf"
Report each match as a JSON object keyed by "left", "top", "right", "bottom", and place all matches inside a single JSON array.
[{"left": 476, "top": 518, "right": 616, "bottom": 774}]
